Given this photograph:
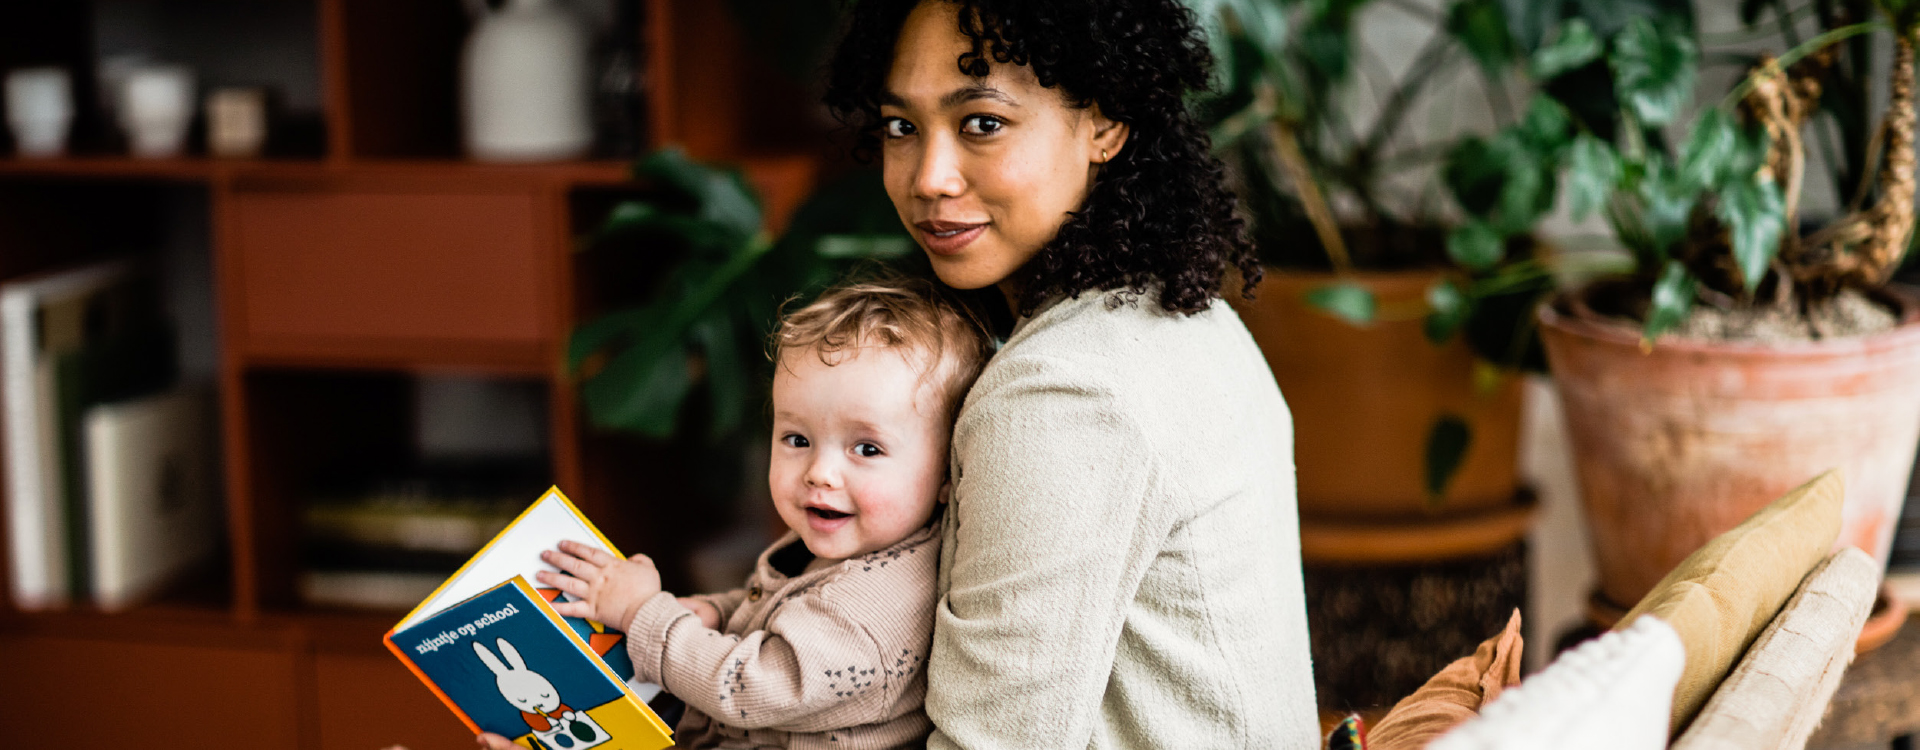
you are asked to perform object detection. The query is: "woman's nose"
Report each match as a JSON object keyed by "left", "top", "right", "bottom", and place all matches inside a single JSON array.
[{"left": 911, "top": 134, "right": 966, "bottom": 199}]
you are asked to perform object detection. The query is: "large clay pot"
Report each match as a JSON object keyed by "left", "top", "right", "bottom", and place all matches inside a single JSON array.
[
  {"left": 1538, "top": 293, "right": 1920, "bottom": 610},
  {"left": 1233, "top": 269, "right": 1525, "bottom": 524}
]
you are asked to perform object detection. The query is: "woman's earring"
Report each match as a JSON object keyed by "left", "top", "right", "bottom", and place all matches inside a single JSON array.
[{"left": 1101, "top": 149, "right": 1109, "bottom": 162}]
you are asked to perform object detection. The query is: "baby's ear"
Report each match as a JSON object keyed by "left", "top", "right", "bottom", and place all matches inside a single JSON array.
[{"left": 938, "top": 481, "right": 952, "bottom": 505}]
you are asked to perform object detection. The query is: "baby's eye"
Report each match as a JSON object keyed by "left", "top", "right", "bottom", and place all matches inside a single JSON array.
[
  {"left": 854, "top": 442, "right": 884, "bottom": 458},
  {"left": 782, "top": 434, "right": 810, "bottom": 449},
  {"left": 961, "top": 115, "right": 1004, "bottom": 136},
  {"left": 881, "top": 117, "right": 915, "bottom": 138}
]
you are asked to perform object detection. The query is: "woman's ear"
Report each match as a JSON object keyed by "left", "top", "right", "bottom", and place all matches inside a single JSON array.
[{"left": 1088, "top": 104, "right": 1129, "bottom": 164}]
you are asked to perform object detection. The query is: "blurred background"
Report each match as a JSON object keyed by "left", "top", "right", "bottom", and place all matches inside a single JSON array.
[{"left": 0, "top": 0, "right": 1917, "bottom": 748}]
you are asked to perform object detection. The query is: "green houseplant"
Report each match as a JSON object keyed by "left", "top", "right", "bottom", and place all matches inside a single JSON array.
[
  {"left": 1188, "top": 0, "right": 1549, "bottom": 548},
  {"left": 1498, "top": 1, "right": 1920, "bottom": 629}
]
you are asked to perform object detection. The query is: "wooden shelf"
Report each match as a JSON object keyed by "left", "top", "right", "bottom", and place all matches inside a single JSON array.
[{"left": 0, "top": 0, "right": 829, "bottom": 745}]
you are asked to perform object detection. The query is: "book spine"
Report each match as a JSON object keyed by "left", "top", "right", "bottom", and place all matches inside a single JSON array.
[
  {"left": 2, "top": 289, "right": 57, "bottom": 609},
  {"left": 383, "top": 631, "right": 485, "bottom": 736}
]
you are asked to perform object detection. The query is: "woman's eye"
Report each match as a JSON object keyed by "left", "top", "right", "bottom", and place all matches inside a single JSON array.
[
  {"left": 782, "top": 434, "right": 810, "bottom": 448},
  {"left": 961, "top": 115, "right": 1004, "bottom": 136},
  {"left": 853, "top": 443, "right": 883, "bottom": 458},
  {"left": 881, "top": 117, "right": 915, "bottom": 138}
]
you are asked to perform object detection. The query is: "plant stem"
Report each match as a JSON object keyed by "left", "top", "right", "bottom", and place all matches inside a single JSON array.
[
  {"left": 1718, "top": 22, "right": 1886, "bottom": 110},
  {"left": 1268, "top": 118, "right": 1355, "bottom": 274}
]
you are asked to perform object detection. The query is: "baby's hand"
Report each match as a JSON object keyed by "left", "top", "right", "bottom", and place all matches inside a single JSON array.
[
  {"left": 678, "top": 597, "right": 721, "bottom": 629},
  {"left": 539, "top": 540, "right": 662, "bottom": 632}
]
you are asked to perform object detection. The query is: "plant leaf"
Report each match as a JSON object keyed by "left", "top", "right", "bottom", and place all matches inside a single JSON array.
[
  {"left": 1448, "top": 0, "right": 1518, "bottom": 72},
  {"left": 1448, "top": 221, "right": 1506, "bottom": 271},
  {"left": 1644, "top": 259, "right": 1696, "bottom": 341},
  {"left": 1716, "top": 175, "right": 1787, "bottom": 293},
  {"left": 690, "top": 311, "right": 750, "bottom": 440},
  {"left": 1424, "top": 279, "right": 1472, "bottom": 343},
  {"left": 1609, "top": 17, "right": 1698, "bottom": 126},
  {"left": 1517, "top": 95, "right": 1575, "bottom": 154},
  {"left": 1565, "top": 134, "right": 1621, "bottom": 221},
  {"left": 635, "top": 149, "right": 763, "bottom": 245},
  {"left": 1533, "top": 19, "right": 1604, "bottom": 79},
  {"left": 582, "top": 344, "right": 694, "bottom": 437},
  {"left": 1425, "top": 414, "right": 1474, "bottom": 503},
  {"left": 1678, "top": 107, "right": 1738, "bottom": 190},
  {"left": 1637, "top": 155, "right": 1701, "bottom": 257},
  {"left": 1503, "top": 0, "right": 1564, "bottom": 51},
  {"left": 1306, "top": 282, "right": 1376, "bottom": 326}
]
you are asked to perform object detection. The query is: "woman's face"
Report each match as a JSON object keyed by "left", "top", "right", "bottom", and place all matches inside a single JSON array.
[{"left": 879, "top": 1, "right": 1128, "bottom": 296}]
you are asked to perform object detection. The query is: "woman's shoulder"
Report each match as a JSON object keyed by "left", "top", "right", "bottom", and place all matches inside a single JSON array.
[{"left": 979, "top": 291, "right": 1255, "bottom": 395}]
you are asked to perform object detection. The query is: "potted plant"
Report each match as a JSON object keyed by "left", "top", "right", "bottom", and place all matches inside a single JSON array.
[
  {"left": 1190, "top": 0, "right": 1556, "bottom": 560},
  {"left": 1490, "top": 1, "right": 1920, "bottom": 640}
]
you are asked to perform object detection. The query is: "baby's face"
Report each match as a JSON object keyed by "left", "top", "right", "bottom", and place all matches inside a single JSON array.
[{"left": 769, "top": 345, "right": 950, "bottom": 562}]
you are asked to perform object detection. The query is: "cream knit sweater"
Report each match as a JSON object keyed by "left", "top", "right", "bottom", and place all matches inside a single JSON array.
[{"left": 926, "top": 291, "right": 1318, "bottom": 749}]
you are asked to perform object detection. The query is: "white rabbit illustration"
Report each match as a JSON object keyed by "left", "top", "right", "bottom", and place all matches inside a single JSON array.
[{"left": 474, "top": 637, "right": 612, "bottom": 748}]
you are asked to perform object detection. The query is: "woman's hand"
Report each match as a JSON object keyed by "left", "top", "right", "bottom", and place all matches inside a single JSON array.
[
  {"left": 678, "top": 597, "right": 721, "bottom": 629},
  {"left": 474, "top": 732, "right": 516, "bottom": 749},
  {"left": 538, "top": 540, "right": 662, "bottom": 632}
]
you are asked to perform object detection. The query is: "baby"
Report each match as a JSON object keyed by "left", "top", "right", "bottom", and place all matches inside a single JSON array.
[{"left": 534, "top": 275, "right": 991, "bottom": 749}]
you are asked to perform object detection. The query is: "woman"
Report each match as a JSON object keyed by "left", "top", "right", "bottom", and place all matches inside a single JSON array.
[
  {"left": 828, "top": 1, "right": 1316, "bottom": 747},
  {"left": 470, "top": 1, "right": 1316, "bottom": 747}
]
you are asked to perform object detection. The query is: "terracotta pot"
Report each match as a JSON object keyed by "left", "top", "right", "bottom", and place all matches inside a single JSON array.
[
  {"left": 1233, "top": 268, "right": 1525, "bottom": 522},
  {"left": 1538, "top": 293, "right": 1920, "bottom": 610}
]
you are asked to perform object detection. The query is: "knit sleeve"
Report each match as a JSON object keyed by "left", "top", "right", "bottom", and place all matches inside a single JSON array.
[
  {"left": 625, "top": 587, "right": 902, "bottom": 733},
  {"left": 690, "top": 588, "right": 750, "bottom": 624},
  {"left": 926, "top": 354, "right": 1162, "bottom": 750}
]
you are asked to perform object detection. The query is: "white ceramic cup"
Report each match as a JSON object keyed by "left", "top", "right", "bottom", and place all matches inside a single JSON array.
[
  {"left": 5, "top": 67, "right": 74, "bottom": 158},
  {"left": 120, "top": 66, "right": 195, "bottom": 158}
]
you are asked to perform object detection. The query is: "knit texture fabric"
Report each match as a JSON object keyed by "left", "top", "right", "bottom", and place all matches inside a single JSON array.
[
  {"left": 925, "top": 291, "right": 1319, "bottom": 749},
  {"left": 626, "top": 523, "right": 940, "bottom": 749}
]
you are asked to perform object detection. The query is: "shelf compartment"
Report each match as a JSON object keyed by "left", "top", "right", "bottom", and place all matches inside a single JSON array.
[{"left": 223, "top": 180, "right": 563, "bottom": 370}]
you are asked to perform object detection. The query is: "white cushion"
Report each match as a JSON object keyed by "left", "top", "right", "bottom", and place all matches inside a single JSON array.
[{"left": 1430, "top": 616, "right": 1684, "bottom": 750}]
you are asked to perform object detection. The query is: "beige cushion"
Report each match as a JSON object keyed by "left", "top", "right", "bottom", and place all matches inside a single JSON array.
[
  {"left": 1672, "top": 547, "right": 1880, "bottom": 750},
  {"left": 1367, "top": 609, "right": 1525, "bottom": 750},
  {"left": 1616, "top": 469, "right": 1845, "bottom": 734}
]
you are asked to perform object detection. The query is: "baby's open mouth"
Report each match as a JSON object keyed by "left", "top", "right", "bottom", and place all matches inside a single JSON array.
[{"left": 808, "top": 507, "right": 851, "bottom": 520}]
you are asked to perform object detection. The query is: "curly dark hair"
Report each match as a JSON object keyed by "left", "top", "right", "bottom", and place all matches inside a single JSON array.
[{"left": 823, "top": 0, "right": 1261, "bottom": 316}]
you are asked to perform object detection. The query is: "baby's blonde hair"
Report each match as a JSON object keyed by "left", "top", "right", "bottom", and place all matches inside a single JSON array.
[{"left": 772, "top": 274, "right": 993, "bottom": 424}]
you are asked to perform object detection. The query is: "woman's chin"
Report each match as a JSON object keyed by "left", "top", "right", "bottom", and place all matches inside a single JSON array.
[{"left": 925, "top": 255, "right": 1012, "bottom": 291}]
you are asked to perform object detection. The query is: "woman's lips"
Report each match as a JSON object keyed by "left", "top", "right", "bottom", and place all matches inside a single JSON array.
[{"left": 916, "top": 221, "right": 987, "bottom": 256}]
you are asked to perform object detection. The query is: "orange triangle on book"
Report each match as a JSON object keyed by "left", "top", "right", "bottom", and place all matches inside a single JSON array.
[
  {"left": 535, "top": 588, "right": 563, "bottom": 603},
  {"left": 589, "top": 633, "right": 623, "bottom": 656}
]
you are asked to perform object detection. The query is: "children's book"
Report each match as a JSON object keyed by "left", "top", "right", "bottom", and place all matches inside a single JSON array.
[{"left": 385, "top": 487, "right": 674, "bottom": 750}]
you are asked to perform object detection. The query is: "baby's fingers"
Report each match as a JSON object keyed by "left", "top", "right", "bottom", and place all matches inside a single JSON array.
[
  {"left": 542, "top": 548, "right": 599, "bottom": 579},
  {"left": 475, "top": 732, "right": 517, "bottom": 749},
  {"left": 550, "top": 599, "right": 595, "bottom": 619},
  {"left": 558, "top": 540, "right": 617, "bottom": 567},
  {"left": 536, "top": 569, "right": 591, "bottom": 599}
]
